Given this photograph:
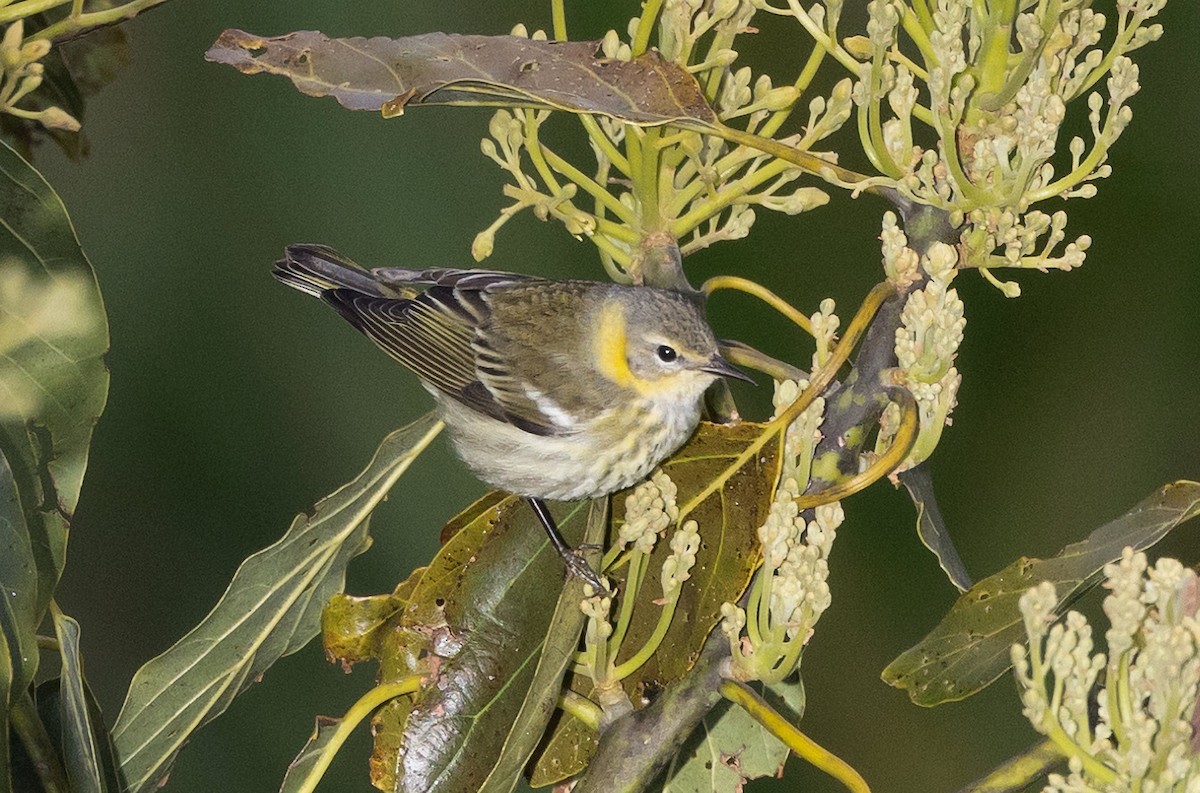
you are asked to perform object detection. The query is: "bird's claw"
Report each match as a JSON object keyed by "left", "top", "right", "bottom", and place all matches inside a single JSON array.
[{"left": 565, "top": 552, "right": 611, "bottom": 598}]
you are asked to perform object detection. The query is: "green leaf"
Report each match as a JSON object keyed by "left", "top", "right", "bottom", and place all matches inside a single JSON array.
[
  {"left": 279, "top": 716, "right": 341, "bottom": 793},
  {"left": 339, "top": 492, "right": 593, "bottom": 793},
  {"left": 883, "top": 480, "right": 1200, "bottom": 706},
  {"left": 111, "top": 413, "right": 442, "bottom": 793},
  {"left": 0, "top": 138, "right": 109, "bottom": 633},
  {"left": 395, "top": 497, "right": 590, "bottom": 793},
  {"left": 527, "top": 708, "right": 598, "bottom": 788},
  {"left": 899, "top": 464, "right": 972, "bottom": 592},
  {"left": 1, "top": 624, "right": 12, "bottom": 793},
  {"left": 662, "top": 677, "right": 804, "bottom": 793},
  {"left": 27, "top": 677, "right": 124, "bottom": 793},
  {"left": 476, "top": 499, "right": 608, "bottom": 793},
  {"left": 52, "top": 608, "right": 108, "bottom": 793},
  {"left": 614, "top": 421, "right": 779, "bottom": 694},
  {"left": 0, "top": 447, "right": 39, "bottom": 699},
  {"left": 530, "top": 421, "right": 780, "bottom": 784},
  {"left": 205, "top": 31, "right": 718, "bottom": 126},
  {"left": 322, "top": 586, "right": 414, "bottom": 672}
]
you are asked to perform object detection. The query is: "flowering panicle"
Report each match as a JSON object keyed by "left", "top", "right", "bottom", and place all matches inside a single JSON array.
[
  {"left": 617, "top": 470, "right": 680, "bottom": 555},
  {"left": 881, "top": 234, "right": 965, "bottom": 468},
  {"left": 0, "top": 20, "right": 80, "bottom": 133},
  {"left": 722, "top": 354, "right": 842, "bottom": 683},
  {"left": 764, "top": 0, "right": 1167, "bottom": 295},
  {"left": 579, "top": 471, "right": 701, "bottom": 692},
  {"left": 1013, "top": 548, "right": 1200, "bottom": 792},
  {"left": 474, "top": 2, "right": 851, "bottom": 280}
]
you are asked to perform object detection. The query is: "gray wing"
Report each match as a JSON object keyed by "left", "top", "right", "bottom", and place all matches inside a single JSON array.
[{"left": 275, "top": 246, "right": 567, "bottom": 436}]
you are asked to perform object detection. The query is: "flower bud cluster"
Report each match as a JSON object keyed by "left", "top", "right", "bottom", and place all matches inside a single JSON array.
[
  {"left": 474, "top": 101, "right": 598, "bottom": 262},
  {"left": 772, "top": 378, "right": 825, "bottom": 490},
  {"left": 723, "top": 370, "right": 840, "bottom": 681},
  {"left": 880, "top": 212, "right": 919, "bottom": 290},
  {"left": 580, "top": 582, "right": 614, "bottom": 673},
  {"left": 1012, "top": 548, "right": 1200, "bottom": 792},
  {"left": 660, "top": 519, "right": 700, "bottom": 596},
  {"left": 0, "top": 21, "right": 80, "bottom": 133},
  {"left": 793, "top": 0, "right": 1169, "bottom": 294},
  {"left": 887, "top": 239, "right": 964, "bottom": 467},
  {"left": 653, "top": 0, "right": 756, "bottom": 67},
  {"left": 765, "top": 486, "right": 838, "bottom": 641},
  {"left": 618, "top": 470, "right": 680, "bottom": 556},
  {"left": 478, "top": 2, "right": 857, "bottom": 269}
]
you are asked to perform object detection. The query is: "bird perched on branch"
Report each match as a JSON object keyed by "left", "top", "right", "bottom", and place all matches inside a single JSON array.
[{"left": 274, "top": 244, "right": 749, "bottom": 590}]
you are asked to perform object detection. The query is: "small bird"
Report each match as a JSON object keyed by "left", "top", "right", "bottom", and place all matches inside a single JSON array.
[{"left": 274, "top": 245, "right": 750, "bottom": 590}]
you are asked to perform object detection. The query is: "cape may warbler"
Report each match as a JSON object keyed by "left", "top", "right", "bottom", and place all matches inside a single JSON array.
[{"left": 274, "top": 244, "right": 749, "bottom": 587}]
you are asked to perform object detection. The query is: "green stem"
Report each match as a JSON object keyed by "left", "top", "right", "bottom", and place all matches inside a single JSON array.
[
  {"left": 889, "top": 46, "right": 929, "bottom": 81},
  {"left": 294, "top": 678, "right": 422, "bottom": 793},
  {"left": 910, "top": 0, "right": 935, "bottom": 33},
  {"left": 753, "top": 561, "right": 773, "bottom": 645},
  {"left": 0, "top": 0, "right": 67, "bottom": 24},
  {"left": 522, "top": 110, "right": 565, "bottom": 194},
  {"left": 636, "top": 127, "right": 664, "bottom": 229},
  {"left": 759, "top": 44, "right": 827, "bottom": 138},
  {"left": 559, "top": 690, "right": 602, "bottom": 730},
  {"left": 11, "top": 690, "right": 71, "bottom": 793},
  {"left": 967, "top": 0, "right": 1017, "bottom": 123},
  {"left": 550, "top": 0, "right": 566, "bottom": 40},
  {"left": 541, "top": 145, "right": 636, "bottom": 224},
  {"left": 720, "top": 340, "right": 810, "bottom": 382},
  {"left": 900, "top": 6, "right": 939, "bottom": 67},
  {"left": 29, "top": 0, "right": 169, "bottom": 41},
  {"left": 1026, "top": 134, "right": 1110, "bottom": 202},
  {"left": 612, "top": 591, "right": 680, "bottom": 680},
  {"left": 720, "top": 681, "right": 871, "bottom": 793},
  {"left": 703, "top": 121, "right": 875, "bottom": 189},
  {"left": 592, "top": 214, "right": 641, "bottom": 245},
  {"left": 589, "top": 228, "right": 633, "bottom": 271},
  {"left": 631, "top": 0, "right": 663, "bottom": 57},
  {"left": 784, "top": 0, "right": 861, "bottom": 75},
  {"left": 978, "top": 0, "right": 1058, "bottom": 112},
  {"left": 952, "top": 738, "right": 1065, "bottom": 793},
  {"left": 703, "top": 275, "right": 814, "bottom": 335},
  {"left": 580, "top": 115, "right": 631, "bottom": 175},
  {"left": 607, "top": 551, "right": 646, "bottom": 662},
  {"left": 666, "top": 145, "right": 783, "bottom": 221}
]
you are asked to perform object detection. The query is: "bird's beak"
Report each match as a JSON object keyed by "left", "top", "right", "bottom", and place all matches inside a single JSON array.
[{"left": 702, "top": 353, "right": 755, "bottom": 384}]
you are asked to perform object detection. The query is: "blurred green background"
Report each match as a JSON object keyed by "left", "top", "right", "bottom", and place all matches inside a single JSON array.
[{"left": 32, "top": 1, "right": 1199, "bottom": 791}]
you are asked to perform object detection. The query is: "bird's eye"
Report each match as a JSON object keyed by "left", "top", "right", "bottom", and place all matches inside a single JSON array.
[{"left": 656, "top": 345, "right": 678, "bottom": 363}]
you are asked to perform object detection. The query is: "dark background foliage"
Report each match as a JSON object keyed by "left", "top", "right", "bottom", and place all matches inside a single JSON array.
[{"left": 38, "top": 1, "right": 1199, "bottom": 791}]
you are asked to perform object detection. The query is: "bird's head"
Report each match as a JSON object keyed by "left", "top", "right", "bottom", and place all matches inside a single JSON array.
[{"left": 590, "top": 287, "right": 751, "bottom": 405}]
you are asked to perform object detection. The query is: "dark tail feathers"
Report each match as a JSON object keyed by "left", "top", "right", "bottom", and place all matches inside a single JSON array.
[{"left": 273, "top": 244, "right": 385, "bottom": 298}]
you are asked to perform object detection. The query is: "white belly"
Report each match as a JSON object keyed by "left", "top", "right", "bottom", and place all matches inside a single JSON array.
[{"left": 434, "top": 395, "right": 700, "bottom": 500}]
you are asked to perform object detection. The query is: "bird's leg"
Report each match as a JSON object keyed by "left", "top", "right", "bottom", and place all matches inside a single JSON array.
[{"left": 527, "top": 497, "right": 608, "bottom": 594}]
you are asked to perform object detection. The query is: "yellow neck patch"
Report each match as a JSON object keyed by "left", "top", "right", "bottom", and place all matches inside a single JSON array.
[
  {"left": 595, "top": 301, "right": 635, "bottom": 388},
  {"left": 594, "top": 300, "right": 676, "bottom": 397}
]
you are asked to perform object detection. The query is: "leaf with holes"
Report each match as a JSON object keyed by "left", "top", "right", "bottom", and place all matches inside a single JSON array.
[
  {"left": 884, "top": 480, "right": 1200, "bottom": 706},
  {"left": 663, "top": 676, "right": 804, "bottom": 792},
  {"left": 205, "top": 31, "right": 718, "bottom": 126},
  {"left": 367, "top": 495, "right": 593, "bottom": 793},
  {"left": 0, "top": 139, "right": 109, "bottom": 636}
]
